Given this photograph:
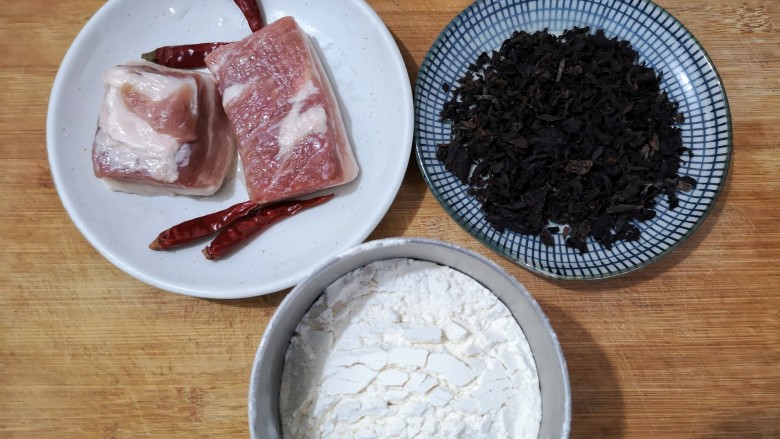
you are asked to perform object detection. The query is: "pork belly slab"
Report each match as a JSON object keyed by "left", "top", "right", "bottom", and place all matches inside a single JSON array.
[
  {"left": 205, "top": 16, "right": 358, "bottom": 205},
  {"left": 92, "top": 61, "right": 235, "bottom": 196}
]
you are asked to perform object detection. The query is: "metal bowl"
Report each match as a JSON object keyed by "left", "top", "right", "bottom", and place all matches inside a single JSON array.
[{"left": 248, "top": 237, "right": 571, "bottom": 438}]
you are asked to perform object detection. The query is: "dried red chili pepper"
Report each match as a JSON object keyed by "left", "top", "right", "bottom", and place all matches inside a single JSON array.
[
  {"left": 149, "top": 200, "right": 258, "bottom": 250},
  {"left": 203, "top": 194, "right": 334, "bottom": 260},
  {"left": 234, "top": 0, "right": 265, "bottom": 32},
  {"left": 141, "top": 42, "right": 231, "bottom": 69}
]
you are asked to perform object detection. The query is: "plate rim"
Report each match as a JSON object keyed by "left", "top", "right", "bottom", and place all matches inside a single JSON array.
[
  {"left": 413, "top": 0, "right": 733, "bottom": 280},
  {"left": 46, "top": 0, "right": 414, "bottom": 298}
]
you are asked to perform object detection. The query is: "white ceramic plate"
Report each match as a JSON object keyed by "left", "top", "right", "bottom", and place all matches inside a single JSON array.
[{"left": 47, "top": 0, "right": 412, "bottom": 298}]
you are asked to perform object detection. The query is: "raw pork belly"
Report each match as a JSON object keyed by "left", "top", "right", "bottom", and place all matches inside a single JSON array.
[
  {"left": 92, "top": 61, "right": 235, "bottom": 196},
  {"left": 205, "top": 16, "right": 358, "bottom": 205}
]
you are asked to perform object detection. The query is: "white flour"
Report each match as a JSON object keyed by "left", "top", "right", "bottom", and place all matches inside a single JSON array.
[{"left": 279, "top": 258, "right": 542, "bottom": 439}]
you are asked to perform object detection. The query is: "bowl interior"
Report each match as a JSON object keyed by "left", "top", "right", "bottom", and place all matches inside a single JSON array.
[{"left": 249, "top": 238, "right": 571, "bottom": 439}]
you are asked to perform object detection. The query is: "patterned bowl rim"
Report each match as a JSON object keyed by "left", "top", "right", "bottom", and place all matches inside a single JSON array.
[{"left": 413, "top": 0, "right": 733, "bottom": 280}]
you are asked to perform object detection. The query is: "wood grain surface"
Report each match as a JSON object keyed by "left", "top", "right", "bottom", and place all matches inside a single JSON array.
[{"left": 1, "top": 0, "right": 778, "bottom": 437}]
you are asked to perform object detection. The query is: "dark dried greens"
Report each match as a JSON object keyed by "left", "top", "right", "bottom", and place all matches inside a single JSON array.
[{"left": 437, "top": 27, "right": 696, "bottom": 252}]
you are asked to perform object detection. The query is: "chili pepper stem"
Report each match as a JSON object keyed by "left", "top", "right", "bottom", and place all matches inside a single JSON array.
[
  {"left": 141, "top": 50, "right": 157, "bottom": 63},
  {"left": 149, "top": 239, "right": 162, "bottom": 250}
]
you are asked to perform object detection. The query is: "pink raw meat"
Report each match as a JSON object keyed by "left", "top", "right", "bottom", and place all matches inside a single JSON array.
[
  {"left": 205, "top": 16, "right": 358, "bottom": 205},
  {"left": 92, "top": 61, "right": 235, "bottom": 196}
]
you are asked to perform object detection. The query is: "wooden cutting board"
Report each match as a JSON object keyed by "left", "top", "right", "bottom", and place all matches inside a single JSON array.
[{"left": 1, "top": 0, "right": 778, "bottom": 437}]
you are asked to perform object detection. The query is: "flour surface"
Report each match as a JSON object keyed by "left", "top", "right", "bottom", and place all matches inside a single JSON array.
[{"left": 280, "top": 258, "right": 542, "bottom": 438}]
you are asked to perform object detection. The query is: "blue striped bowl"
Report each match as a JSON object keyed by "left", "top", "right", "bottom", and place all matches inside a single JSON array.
[{"left": 414, "top": 0, "right": 731, "bottom": 280}]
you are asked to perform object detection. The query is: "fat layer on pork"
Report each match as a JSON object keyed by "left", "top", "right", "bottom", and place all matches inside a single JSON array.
[{"left": 92, "top": 60, "right": 235, "bottom": 196}]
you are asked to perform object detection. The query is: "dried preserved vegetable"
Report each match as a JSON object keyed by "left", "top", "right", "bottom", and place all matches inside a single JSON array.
[{"left": 438, "top": 27, "right": 696, "bottom": 252}]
